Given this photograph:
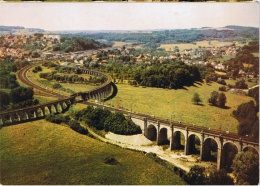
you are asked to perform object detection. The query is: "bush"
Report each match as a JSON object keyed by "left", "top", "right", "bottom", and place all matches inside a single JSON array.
[
  {"left": 52, "top": 83, "right": 62, "bottom": 89},
  {"left": 45, "top": 114, "right": 63, "bottom": 124},
  {"left": 208, "top": 91, "right": 227, "bottom": 108},
  {"left": 104, "top": 112, "right": 142, "bottom": 135},
  {"left": 231, "top": 151, "right": 259, "bottom": 185},
  {"left": 235, "top": 79, "right": 248, "bottom": 89},
  {"left": 217, "top": 79, "right": 227, "bottom": 85},
  {"left": 205, "top": 169, "right": 234, "bottom": 185},
  {"left": 68, "top": 120, "right": 88, "bottom": 135},
  {"left": 219, "top": 85, "right": 227, "bottom": 91},
  {"left": 74, "top": 106, "right": 141, "bottom": 135},
  {"left": 183, "top": 165, "right": 205, "bottom": 185}
]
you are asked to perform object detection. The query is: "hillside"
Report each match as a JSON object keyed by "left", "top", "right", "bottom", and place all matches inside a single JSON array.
[{"left": 0, "top": 120, "right": 186, "bottom": 185}]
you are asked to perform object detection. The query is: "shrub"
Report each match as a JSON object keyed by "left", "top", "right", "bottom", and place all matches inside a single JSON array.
[
  {"left": 192, "top": 92, "right": 202, "bottom": 105},
  {"left": 52, "top": 83, "right": 62, "bottom": 89},
  {"left": 208, "top": 91, "right": 227, "bottom": 108},
  {"left": 104, "top": 112, "right": 142, "bottom": 135},
  {"left": 219, "top": 86, "right": 227, "bottom": 91},
  {"left": 235, "top": 79, "right": 248, "bottom": 89},
  {"left": 183, "top": 165, "right": 205, "bottom": 185},
  {"left": 217, "top": 79, "right": 227, "bottom": 85},
  {"left": 45, "top": 114, "right": 63, "bottom": 124},
  {"left": 68, "top": 120, "right": 88, "bottom": 135}
]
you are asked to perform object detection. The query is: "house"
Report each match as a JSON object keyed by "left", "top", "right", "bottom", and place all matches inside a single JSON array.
[
  {"left": 239, "top": 69, "right": 245, "bottom": 76},
  {"left": 246, "top": 72, "right": 254, "bottom": 78},
  {"left": 215, "top": 63, "right": 226, "bottom": 71}
]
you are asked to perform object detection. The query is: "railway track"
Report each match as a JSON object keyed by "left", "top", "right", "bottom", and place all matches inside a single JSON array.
[
  {"left": 17, "top": 65, "right": 68, "bottom": 99},
  {"left": 16, "top": 64, "right": 259, "bottom": 145},
  {"left": 84, "top": 101, "right": 259, "bottom": 144}
]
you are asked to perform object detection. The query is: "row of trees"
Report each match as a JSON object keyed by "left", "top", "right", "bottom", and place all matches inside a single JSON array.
[
  {"left": 72, "top": 106, "right": 142, "bottom": 135},
  {"left": 39, "top": 71, "right": 105, "bottom": 85}
]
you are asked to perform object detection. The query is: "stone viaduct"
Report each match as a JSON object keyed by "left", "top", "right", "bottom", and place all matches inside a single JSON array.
[
  {"left": 0, "top": 66, "right": 113, "bottom": 125},
  {"left": 1, "top": 64, "right": 259, "bottom": 172},
  {"left": 131, "top": 117, "right": 259, "bottom": 170}
]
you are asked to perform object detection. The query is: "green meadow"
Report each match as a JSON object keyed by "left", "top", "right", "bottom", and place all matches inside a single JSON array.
[
  {"left": 159, "top": 40, "right": 238, "bottom": 52},
  {"left": 107, "top": 81, "right": 254, "bottom": 133},
  {"left": 0, "top": 120, "right": 186, "bottom": 185}
]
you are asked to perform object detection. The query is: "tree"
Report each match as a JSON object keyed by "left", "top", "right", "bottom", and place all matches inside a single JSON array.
[
  {"left": 205, "top": 169, "right": 234, "bottom": 185},
  {"left": 31, "top": 51, "right": 40, "bottom": 58},
  {"left": 192, "top": 92, "right": 202, "bottom": 105},
  {"left": 184, "top": 165, "right": 205, "bottom": 185},
  {"left": 0, "top": 91, "right": 10, "bottom": 110},
  {"left": 10, "top": 87, "right": 34, "bottom": 104},
  {"left": 233, "top": 101, "right": 258, "bottom": 138},
  {"left": 235, "top": 79, "right": 248, "bottom": 89},
  {"left": 231, "top": 151, "right": 259, "bottom": 185},
  {"left": 217, "top": 92, "right": 226, "bottom": 108},
  {"left": 208, "top": 91, "right": 219, "bottom": 106}
]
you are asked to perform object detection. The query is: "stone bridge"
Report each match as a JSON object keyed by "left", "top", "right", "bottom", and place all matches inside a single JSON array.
[
  {"left": 0, "top": 66, "right": 114, "bottom": 125},
  {"left": 131, "top": 117, "right": 259, "bottom": 170},
  {"left": 0, "top": 98, "right": 75, "bottom": 125}
]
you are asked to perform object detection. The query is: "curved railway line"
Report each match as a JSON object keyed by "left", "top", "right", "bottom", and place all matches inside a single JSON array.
[
  {"left": 18, "top": 65, "right": 68, "bottom": 99},
  {"left": 4, "top": 63, "right": 258, "bottom": 147}
]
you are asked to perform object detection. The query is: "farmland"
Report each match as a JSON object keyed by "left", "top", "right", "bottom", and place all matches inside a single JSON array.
[{"left": 159, "top": 40, "right": 244, "bottom": 52}]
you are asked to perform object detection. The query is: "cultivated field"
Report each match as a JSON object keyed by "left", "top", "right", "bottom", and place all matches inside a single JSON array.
[
  {"left": 159, "top": 40, "right": 243, "bottom": 52},
  {"left": 0, "top": 121, "right": 186, "bottom": 185},
  {"left": 113, "top": 41, "right": 133, "bottom": 47},
  {"left": 107, "top": 81, "right": 255, "bottom": 133}
]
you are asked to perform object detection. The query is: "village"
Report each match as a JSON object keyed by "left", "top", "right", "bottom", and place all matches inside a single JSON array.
[{"left": 0, "top": 33, "right": 253, "bottom": 80}]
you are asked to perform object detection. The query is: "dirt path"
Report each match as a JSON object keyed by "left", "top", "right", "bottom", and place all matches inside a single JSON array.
[{"left": 86, "top": 127, "right": 216, "bottom": 172}]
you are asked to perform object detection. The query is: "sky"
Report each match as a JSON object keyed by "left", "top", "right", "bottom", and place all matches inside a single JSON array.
[{"left": 0, "top": 3, "right": 259, "bottom": 31}]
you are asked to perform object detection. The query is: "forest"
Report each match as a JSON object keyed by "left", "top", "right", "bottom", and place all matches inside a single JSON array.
[
  {"left": 61, "top": 26, "right": 259, "bottom": 49},
  {"left": 53, "top": 36, "right": 111, "bottom": 53}
]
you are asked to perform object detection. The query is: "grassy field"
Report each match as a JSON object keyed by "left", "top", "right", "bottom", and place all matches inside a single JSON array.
[
  {"left": 107, "top": 81, "right": 254, "bottom": 133},
  {"left": 252, "top": 52, "right": 259, "bottom": 57},
  {"left": 215, "top": 55, "right": 235, "bottom": 62},
  {"left": 0, "top": 120, "right": 186, "bottom": 185},
  {"left": 225, "top": 79, "right": 258, "bottom": 89},
  {"left": 34, "top": 95, "right": 58, "bottom": 104},
  {"left": 112, "top": 41, "right": 133, "bottom": 47},
  {"left": 159, "top": 40, "right": 241, "bottom": 52},
  {"left": 243, "top": 63, "right": 254, "bottom": 68}
]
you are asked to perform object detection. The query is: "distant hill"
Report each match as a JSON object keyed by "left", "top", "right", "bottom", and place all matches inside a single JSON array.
[{"left": 0, "top": 25, "right": 25, "bottom": 31}]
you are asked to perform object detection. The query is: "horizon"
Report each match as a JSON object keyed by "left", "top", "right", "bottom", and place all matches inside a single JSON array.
[
  {"left": 0, "top": 3, "right": 259, "bottom": 31},
  {"left": 1, "top": 25, "right": 259, "bottom": 33}
]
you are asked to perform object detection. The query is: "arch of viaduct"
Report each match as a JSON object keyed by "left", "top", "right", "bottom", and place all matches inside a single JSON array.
[
  {"left": 140, "top": 117, "right": 259, "bottom": 170},
  {"left": 0, "top": 66, "right": 113, "bottom": 125}
]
